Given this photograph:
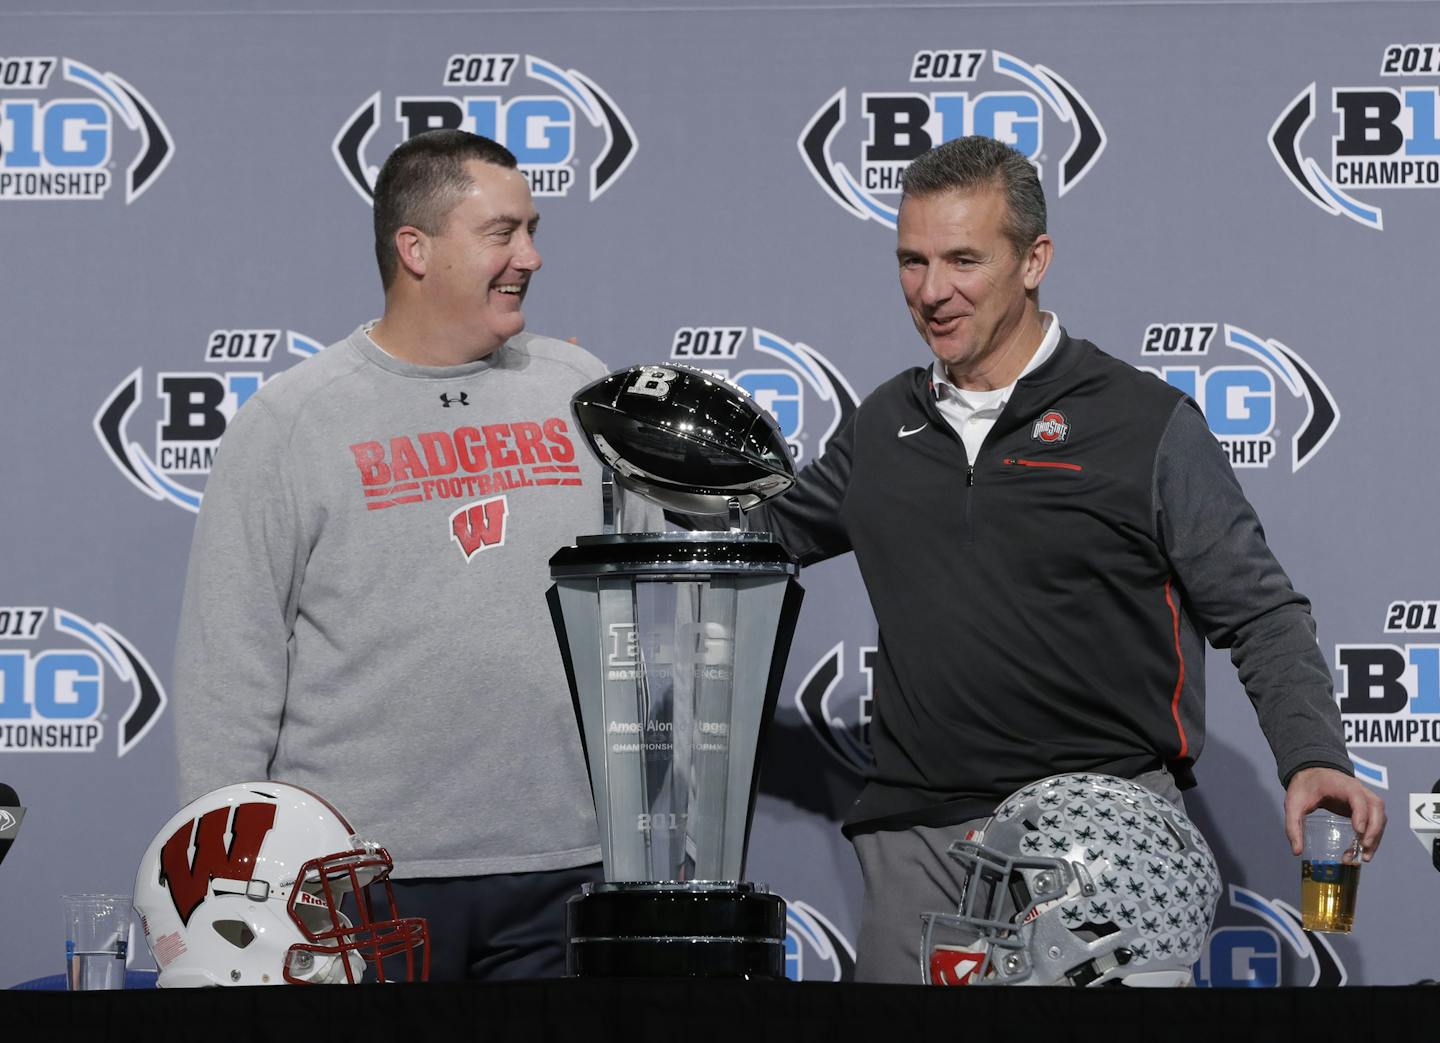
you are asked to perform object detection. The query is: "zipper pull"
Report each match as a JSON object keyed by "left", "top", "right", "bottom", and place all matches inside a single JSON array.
[{"left": 967, "top": 466, "right": 975, "bottom": 487}]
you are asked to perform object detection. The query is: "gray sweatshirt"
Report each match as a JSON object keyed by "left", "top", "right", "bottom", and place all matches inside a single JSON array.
[{"left": 174, "top": 326, "right": 643, "bottom": 877}]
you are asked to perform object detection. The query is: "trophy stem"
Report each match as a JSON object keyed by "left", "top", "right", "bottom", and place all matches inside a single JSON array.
[{"left": 601, "top": 466, "right": 617, "bottom": 534}]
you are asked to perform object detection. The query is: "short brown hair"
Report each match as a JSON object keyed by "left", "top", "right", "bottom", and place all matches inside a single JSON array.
[
  {"left": 372, "top": 130, "right": 518, "bottom": 289},
  {"left": 901, "top": 136, "right": 1047, "bottom": 258}
]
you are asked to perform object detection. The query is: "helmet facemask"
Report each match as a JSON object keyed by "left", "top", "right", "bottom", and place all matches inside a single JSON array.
[
  {"left": 922, "top": 839, "right": 1134, "bottom": 986},
  {"left": 283, "top": 844, "right": 429, "bottom": 984}
]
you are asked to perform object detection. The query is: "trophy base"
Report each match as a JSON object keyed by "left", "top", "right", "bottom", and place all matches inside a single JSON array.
[{"left": 566, "top": 882, "right": 787, "bottom": 979}]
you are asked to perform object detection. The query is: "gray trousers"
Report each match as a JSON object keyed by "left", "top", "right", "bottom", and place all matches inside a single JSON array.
[{"left": 850, "top": 768, "right": 1185, "bottom": 984}]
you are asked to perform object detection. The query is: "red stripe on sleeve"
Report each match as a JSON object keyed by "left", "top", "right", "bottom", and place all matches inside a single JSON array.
[{"left": 1164, "top": 579, "right": 1189, "bottom": 759}]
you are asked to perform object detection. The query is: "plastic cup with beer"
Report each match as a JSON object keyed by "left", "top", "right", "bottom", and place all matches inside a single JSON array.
[{"left": 1300, "top": 812, "right": 1362, "bottom": 933}]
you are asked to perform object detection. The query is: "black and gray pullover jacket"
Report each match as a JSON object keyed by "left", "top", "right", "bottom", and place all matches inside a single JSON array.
[{"left": 748, "top": 331, "right": 1350, "bottom": 835}]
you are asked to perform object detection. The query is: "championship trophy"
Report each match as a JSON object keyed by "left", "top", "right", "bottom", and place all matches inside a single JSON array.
[{"left": 547, "top": 364, "right": 803, "bottom": 978}]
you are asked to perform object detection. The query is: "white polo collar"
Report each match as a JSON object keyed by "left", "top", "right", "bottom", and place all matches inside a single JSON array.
[{"left": 930, "top": 311, "right": 1060, "bottom": 409}]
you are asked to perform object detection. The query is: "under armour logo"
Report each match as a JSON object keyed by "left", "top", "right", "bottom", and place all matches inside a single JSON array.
[{"left": 440, "top": 392, "right": 470, "bottom": 408}]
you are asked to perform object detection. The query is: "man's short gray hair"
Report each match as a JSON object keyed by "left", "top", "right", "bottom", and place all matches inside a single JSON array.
[
  {"left": 372, "top": 130, "right": 519, "bottom": 290},
  {"left": 901, "top": 137, "right": 1047, "bottom": 257}
]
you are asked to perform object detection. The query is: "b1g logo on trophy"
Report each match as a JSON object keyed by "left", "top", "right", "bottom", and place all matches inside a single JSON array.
[{"left": 548, "top": 364, "right": 801, "bottom": 977}]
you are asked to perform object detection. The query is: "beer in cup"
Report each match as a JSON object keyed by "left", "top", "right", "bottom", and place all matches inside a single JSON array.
[{"left": 1300, "top": 812, "right": 1362, "bottom": 934}]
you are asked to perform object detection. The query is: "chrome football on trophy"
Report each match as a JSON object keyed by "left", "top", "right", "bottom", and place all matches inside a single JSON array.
[{"left": 548, "top": 363, "right": 802, "bottom": 978}]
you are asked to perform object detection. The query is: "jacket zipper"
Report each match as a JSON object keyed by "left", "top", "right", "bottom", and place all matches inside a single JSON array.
[{"left": 964, "top": 463, "right": 976, "bottom": 539}]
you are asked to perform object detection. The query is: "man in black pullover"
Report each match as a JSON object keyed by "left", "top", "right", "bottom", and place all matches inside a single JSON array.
[{"left": 748, "top": 137, "right": 1386, "bottom": 983}]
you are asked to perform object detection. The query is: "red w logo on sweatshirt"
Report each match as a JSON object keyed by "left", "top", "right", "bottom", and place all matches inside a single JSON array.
[{"left": 450, "top": 495, "right": 509, "bottom": 561}]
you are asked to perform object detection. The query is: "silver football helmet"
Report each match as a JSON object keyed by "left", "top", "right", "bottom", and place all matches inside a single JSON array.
[{"left": 921, "top": 773, "right": 1220, "bottom": 987}]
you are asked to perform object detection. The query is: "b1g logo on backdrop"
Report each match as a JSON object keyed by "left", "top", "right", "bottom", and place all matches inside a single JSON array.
[
  {"left": 0, "top": 56, "right": 172, "bottom": 203},
  {"left": 334, "top": 54, "right": 636, "bottom": 203},
  {"left": 95, "top": 329, "right": 323, "bottom": 513},
  {"left": 0, "top": 606, "right": 165, "bottom": 756},
  {"left": 794, "top": 641, "right": 876, "bottom": 775},
  {"left": 1136, "top": 323, "right": 1339, "bottom": 472},
  {"left": 785, "top": 899, "right": 856, "bottom": 982},
  {"left": 798, "top": 49, "right": 1105, "bottom": 228},
  {"left": 1270, "top": 43, "right": 1440, "bottom": 230},
  {"left": 1194, "top": 885, "right": 1346, "bottom": 987},
  {"left": 670, "top": 326, "right": 860, "bottom": 465},
  {"left": 1335, "top": 599, "right": 1440, "bottom": 753}
]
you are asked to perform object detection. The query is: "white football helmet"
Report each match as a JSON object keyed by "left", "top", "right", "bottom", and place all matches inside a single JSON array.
[
  {"left": 133, "top": 782, "right": 428, "bottom": 986},
  {"left": 921, "top": 773, "right": 1220, "bottom": 987}
]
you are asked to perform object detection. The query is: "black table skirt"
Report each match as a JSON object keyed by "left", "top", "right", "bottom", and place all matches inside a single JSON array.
[{"left": 10, "top": 978, "right": 1437, "bottom": 1043}]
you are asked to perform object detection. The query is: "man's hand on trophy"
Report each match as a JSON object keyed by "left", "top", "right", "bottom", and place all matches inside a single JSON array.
[{"left": 1284, "top": 766, "right": 1387, "bottom": 861}]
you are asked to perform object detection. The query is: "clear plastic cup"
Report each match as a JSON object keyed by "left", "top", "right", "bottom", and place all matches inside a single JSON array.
[
  {"left": 1299, "top": 813, "right": 1361, "bottom": 933},
  {"left": 63, "top": 893, "right": 131, "bottom": 990}
]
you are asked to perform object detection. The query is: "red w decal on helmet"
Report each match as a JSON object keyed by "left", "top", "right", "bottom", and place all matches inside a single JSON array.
[{"left": 158, "top": 803, "right": 277, "bottom": 926}]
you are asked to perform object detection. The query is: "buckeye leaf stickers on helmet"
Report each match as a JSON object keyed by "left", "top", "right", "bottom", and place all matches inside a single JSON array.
[{"left": 922, "top": 773, "right": 1221, "bottom": 988}]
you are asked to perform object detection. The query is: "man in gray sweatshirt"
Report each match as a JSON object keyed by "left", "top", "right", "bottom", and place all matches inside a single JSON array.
[{"left": 173, "top": 130, "right": 633, "bottom": 979}]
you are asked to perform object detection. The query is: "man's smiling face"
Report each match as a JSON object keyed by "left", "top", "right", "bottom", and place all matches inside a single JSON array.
[
  {"left": 424, "top": 159, "right": 542, "bottom": 355},
  {"left": 896, "top": 182, "right": 1046, "bottom": 389}
]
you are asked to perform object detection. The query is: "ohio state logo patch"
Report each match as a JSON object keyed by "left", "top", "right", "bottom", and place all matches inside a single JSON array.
[{"left": 1031, "top": 410, "right": 1070, "bottom": 444}]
